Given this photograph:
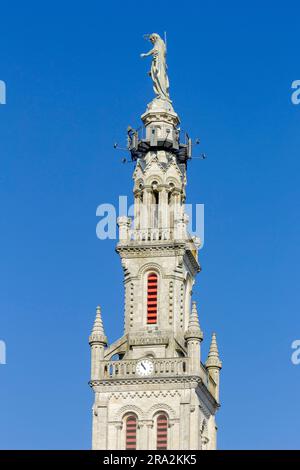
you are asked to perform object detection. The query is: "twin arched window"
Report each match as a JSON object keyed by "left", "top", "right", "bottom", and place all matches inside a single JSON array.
[
  {"left": 125, "top": 413, "right": 168, "bottom": 449},
  {"left": 147, "top": 273, "right": 158, "bottom": 324}
]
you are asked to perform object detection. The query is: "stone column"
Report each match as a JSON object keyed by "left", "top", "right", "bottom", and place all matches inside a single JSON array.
[
  {"left": 182, "top": 214, "right": 189, "bottom": 239},
  {"left": 158, "top": 186, "right": 168, "bottom": 231},
  {"left": 169, "top": 420, "right": 176, "bottom": 450},
  {"left": 142, "top": 188, "right": 152, "bottom": 230},
  {"left": 115, "top": 422, "right": 123, "bottom": 450},
  {"left": 189, "top": 404, "right": 198, "bottom": 449},
  {"left": 174, "top": 217, "right": 184, "bottom": 240},
  {"left": 179, "top": 392, "right": 191, "bottom": 450},
  {"left": 93, "top": 400, "right": 108, "bottom": 449},
  {"left": 169, "top": 191, "right": 175, "bottom": 232},
  {"left": 207, "top": 415, "right": 217, "bottom": 450},
  {"left": 138, "top": 421, "right": 148, "bottom": 450},
  {"left": 173, "top": 191, "right": 181, "bottom": 225},
  {"left": 172, "top": 419, "right": 180, "bottom": 449},
  {"left": 145, "top": 420, "right": 154, "bottom": 449},
  {"left": 117, "top": 216, "right": 131, "bottom": 243},
  {"left": 134, "top": 191, "right": 141, "bottom": 230}
]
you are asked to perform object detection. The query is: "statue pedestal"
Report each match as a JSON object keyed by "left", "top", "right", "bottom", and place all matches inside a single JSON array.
[
  {"left": 146, "top": 97, "right": 174, "bottom": 113},
  {"left": 141, "top": 98, "right": 180, "bottom": 142}
]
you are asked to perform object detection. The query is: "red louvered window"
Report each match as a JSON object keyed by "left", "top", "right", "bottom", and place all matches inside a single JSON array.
[
  {"left": 126, "top": 415, "right": 137, "bottom": 450},
  {"left": 147, "top": 273, "right": 158, "bottom": 324},
  {"left": 156, "top": 414, "right": 168, "bottom": 450}
]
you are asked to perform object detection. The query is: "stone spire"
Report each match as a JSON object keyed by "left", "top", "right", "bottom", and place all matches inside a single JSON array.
[
  {"left": 184, "top": 301, "right": 204, "bottom": 341},
  {"left": 205, "top": 333, "right": 222, "bottom": 369},
  {"left": 89, "top": 306, "right": 107, "bottom": 346}
]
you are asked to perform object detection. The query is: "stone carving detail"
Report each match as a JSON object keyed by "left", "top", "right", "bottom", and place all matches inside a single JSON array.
[
  {"left": 137, "top": 262, "right": 163, "bottom": 278},
  {"left": 180, "top": 284, "right": 184, "bottom": 329},
  {"left": 91, "top": 375, "right": 205, "bottom": 388},
  {"left": 200, "top": 419, "right": 210, "bottom": 449},
  {"left": 124, "top": 284, "right": 127, "bottom": 331},
  {"left": 111, "top": 390, "right": 180, "bottom": 401},
  {"left": 114, "top": 404, "right": 145, "bottom": 421},
  {"left": 117, "top": 244, "right": 186, "bottom": 259},
  {"left": 130, "top": 283, "right": 134, "bottom": 328},
  {"left": 169, "top": 281, "right": 173, "bottom": 325},
  {"left": 146, "top": 403, "right": 176, "bottom": 420},
  {"left": 129, "top": 336, "right": 169, "bottom": 346},
  {"left": 199, "top": 402, "right": 210, "bottom": 420},
  {"left": 121, "top": 259, "right": 130, "bottom": 277}
]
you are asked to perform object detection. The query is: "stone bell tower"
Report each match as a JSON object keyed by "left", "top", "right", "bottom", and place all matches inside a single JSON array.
[{"left": 89, "top": 33, "right": 222, "bottom": 450}]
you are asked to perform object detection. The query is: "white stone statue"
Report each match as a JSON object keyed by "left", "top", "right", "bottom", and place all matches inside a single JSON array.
[{"left": 141, "top": 33, "right": 170, "bottom": 103}]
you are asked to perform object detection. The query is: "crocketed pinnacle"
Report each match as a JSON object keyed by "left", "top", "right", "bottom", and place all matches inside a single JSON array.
[
  {"left": 89, "top": 305, "right": 107, "bottom": 345},
  {"left": 205, "top": 333, "right": 222, "bottom": 369},
  {"left": 184, "top": 301, "right": 203, "bottom": 341}
]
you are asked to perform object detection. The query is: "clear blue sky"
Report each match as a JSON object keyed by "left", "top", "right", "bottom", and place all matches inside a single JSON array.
[{"left": 0, "top": 0, "right": 299, "bottom": 450}]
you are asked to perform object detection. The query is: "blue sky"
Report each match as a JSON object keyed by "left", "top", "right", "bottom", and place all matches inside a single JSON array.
[{"left": 0, "top": 0, "right": 299, "bottom": 449}]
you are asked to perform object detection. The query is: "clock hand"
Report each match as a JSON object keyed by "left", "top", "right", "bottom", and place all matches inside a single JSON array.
[{"left": 141, "top": 363, "right": 146, "bottom": 370}]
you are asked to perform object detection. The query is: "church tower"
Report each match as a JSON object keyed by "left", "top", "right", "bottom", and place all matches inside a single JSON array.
[{"left": 89, "top": 33, "right": 222, "bottom": 450}]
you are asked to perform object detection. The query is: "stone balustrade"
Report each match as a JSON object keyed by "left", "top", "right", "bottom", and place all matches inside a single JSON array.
[
  {"left": 129, "top": 228, "right": 173, "bottom": 242},
  {"left": 99, "top": 357, "right": 217, "bottom": 399},
  {"left": 101, "top": 357, "right": 188, "bottom": 379}
]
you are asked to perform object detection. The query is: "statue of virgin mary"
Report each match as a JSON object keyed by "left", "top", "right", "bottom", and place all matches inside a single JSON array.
[{"left": 141, "top": 33, "right": 171, "bottom": 102}]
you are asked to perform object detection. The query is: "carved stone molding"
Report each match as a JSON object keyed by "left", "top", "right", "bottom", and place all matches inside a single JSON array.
[
  {"left": 116, "top": 244, "right": 186, "bottom": 259},
  {"left": 146, "top": 402, "right": 176, "bottom": 420},
  {"left": 128, "top": 335, "right": 169, "bottom": 346},
  {"left": 110, "top": 389, "right": 180, "bottom": 400},
  {"left": 113, "top": 404, "right": 145, "bottom": 421}
]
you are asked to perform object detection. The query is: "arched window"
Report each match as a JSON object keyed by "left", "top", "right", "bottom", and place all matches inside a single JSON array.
[
  {"left": 126, "top": 415, "right": 137, "bottom": 449},
  {"left": 156, "top": 414, "right": 168, "bottom": 450},
  {"left": 147, "top": 273, "right": 158, "bottom": 324},
  {"left": 151, "top": 181, "right": 159, "bottom": 228}
]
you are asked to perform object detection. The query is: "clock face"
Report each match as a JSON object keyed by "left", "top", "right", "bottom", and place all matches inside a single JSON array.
[{"left": 136, "top": 359, "right": 154, "bottom": 377}]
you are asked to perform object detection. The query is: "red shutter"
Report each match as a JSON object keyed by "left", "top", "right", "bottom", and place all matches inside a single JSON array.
[
  {"left": 147, "top": 273, "right": 158, "bottom": 324},
  {"left": 157, "top": 414, "right": 168, "bottom": 450},
  {"left": 126, "top": 415, "right": 137, "bottom": 450}
]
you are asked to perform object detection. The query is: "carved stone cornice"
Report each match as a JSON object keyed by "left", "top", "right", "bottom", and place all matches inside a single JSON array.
[
  {"left": 89, "top": 375, "right": 220, "bottom": 414},
  {"left": 116, "top": 243, "right": 186, "bottom": 259},
  {"left": 128, "top": 335, "right": 169, "bottom": 347},
  {"left": 184, "top": 249, "right": 201, "bottom": 275},
  {"left": 141, "top": 109, "right": 180, "bottom": 127}
]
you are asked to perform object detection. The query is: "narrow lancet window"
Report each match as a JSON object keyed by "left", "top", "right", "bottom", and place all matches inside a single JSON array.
[
  {"left": 126, "top": 415, "right": 137, "bottom": 449},
  {"left": 147, "top": 273, "right": 158, "bottom": 324},
  {"left": 156, "top": 414, "right": 168, "bottom": 449}
]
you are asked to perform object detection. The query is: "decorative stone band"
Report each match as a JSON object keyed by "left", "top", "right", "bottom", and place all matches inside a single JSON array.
[
  {"left": 184, "top": 328, "right": 204, "bottom": 341},
  {"left": 128, "top": 336, "right": 169, "bottom": 346},
  {"left": 89, "top": 333, "right": 107, "bottom": 346},
  {"left": 205, "top": 356, "right": 222, "bottom": 369}
]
